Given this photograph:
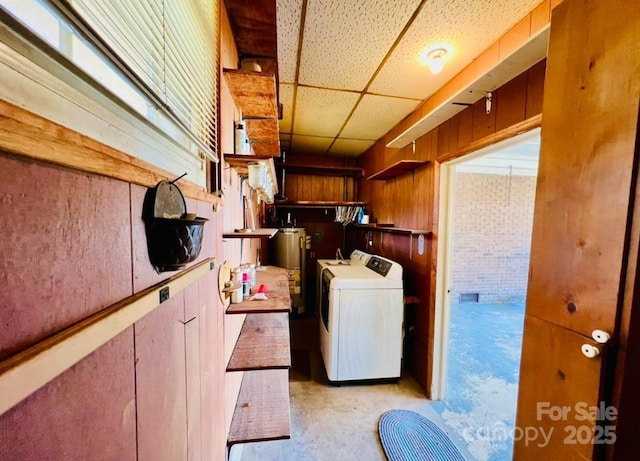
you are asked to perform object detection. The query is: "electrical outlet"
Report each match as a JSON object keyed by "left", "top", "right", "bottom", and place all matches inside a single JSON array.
[{"left": 159, "top": 286, "right": 170, "bottom": 303}]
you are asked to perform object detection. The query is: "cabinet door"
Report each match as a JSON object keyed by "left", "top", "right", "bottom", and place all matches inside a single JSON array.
[
  {"left": 514, "top": 0, "right": 640, "bottom": 458},
  {"left": 185, "top": 286, "right": 202, "bottom": 461},
  {"left": 135, "top": 295, "right": 188, "bottom": 461}
]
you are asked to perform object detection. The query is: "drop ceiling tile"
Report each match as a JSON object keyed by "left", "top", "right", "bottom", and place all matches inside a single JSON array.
[
  {"left": 369, "top": 0, "right": 542, "bottom": 99},
  {"left": 298, "top": 0, "right": 422, "bottom": 90},
  {"left": 293, "top": 86, "right": 360, "bottom": 137},
  {"left": 341, "top": 94, "right": 420, "bottom": 140},
  {"left": 328, "top": 139, "right": 375, "bottom": 157},
  {"left": 278, "top": 83, "right": 294, "bottom": 134},
  {"left": 277, "top": 0, "right": 304, "bottom": 83},
  {"left": 291, "top": 135, "right": 334, "bottom": 155}
]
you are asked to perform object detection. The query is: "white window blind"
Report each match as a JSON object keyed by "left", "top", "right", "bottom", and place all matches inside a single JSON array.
[
  {"left": 0, "top": 0, "right": 219, "bottom": 166},
  {"left": 63, "top": 0, "right": 219, "bottom": 162}
]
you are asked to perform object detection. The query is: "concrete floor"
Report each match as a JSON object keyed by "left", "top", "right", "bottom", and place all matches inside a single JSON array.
[
  {"left": 436, "top": 301, "right": 525, "bottom": 461},
  {"left": 239, "top": 317, "right": 473, "bottom": 461}
]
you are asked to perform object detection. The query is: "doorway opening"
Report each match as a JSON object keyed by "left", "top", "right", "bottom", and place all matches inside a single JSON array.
[{"left": 432, "top": 128, "right": 540, "bottom": 460}]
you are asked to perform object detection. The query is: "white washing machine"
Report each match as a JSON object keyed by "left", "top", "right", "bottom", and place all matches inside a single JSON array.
[
  {"left": 316, "top": 249, "right": 371, "bottom": 315},
  {"left": 319, "top": 254, "right": 403, "bottom": 382}
]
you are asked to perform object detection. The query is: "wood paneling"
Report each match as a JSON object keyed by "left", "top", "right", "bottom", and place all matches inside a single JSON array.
[
  {"left": 224, "top": 0, "right": 277, "bottom": 63},
  {"left": 134, "top": 295, "right": 188, "bottom": 461},
  {"left": 0, "top": 329, "right": 136, "bottom": 461},
  {"left": 0, "top": 153, "right": 132, "bottom": 362},
  {"left": 472, "top": 96, "right": 497, "bottom": 141},
  {"left": 515, "top": 0, "right": 640, "bottom": 458},
  {"left": 355, "top": 62, "right": 546, "bottom": 392},
  {"left": 184, "top": 286, "right": 202, "bottom": 461},
  {"left": 495, "top": 72, "right": 528, "bottom": 132},
  {"left": 197, "top": 272, "right": 226, "bottom": 461},
  {"left": 525, "top": 1, "right": 638, "bottom": 338},
  {"left": 525, "top": 60, "right": 546, "bottom": 118},
  {"left": 515, "top": 316, "right": 602, "bottom": 459}
]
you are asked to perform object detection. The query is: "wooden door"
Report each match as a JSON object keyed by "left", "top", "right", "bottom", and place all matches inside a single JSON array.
[{"left": 515, "top": 0, "right": 640, "bottom": 459}]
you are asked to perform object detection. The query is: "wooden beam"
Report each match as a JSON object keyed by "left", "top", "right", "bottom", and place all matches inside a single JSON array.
[
  {"left": 0, "top": 100, "right": 221, "bottom": 206},
  {"left": 0, "top": 258, "right": 216, "bottom": 416},
  {"left": 436, "top": 114, "right": 542, "bottom": 164}
]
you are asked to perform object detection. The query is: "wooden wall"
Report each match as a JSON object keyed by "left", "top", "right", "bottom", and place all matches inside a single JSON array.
[
  {"left": 279, "top": 154, "right": 358, "bottom": 203},
  {"left": 353, "top": 60, "right": 546, "bottom": 394},
  {"left": 0, "top": 3, "right": 246, "bottom": 460},
  {"left": 0, "top": 152, "right": 226, "bottom": 460}
]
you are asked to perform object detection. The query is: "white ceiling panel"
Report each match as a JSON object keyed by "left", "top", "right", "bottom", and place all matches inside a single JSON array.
[
  {"left": 291, "top": 135, "right": 334, "bottom": 155},
  {"left": 298, "top": 0, "right": 421, "bottom": 91},
  {"left": 341, "top": 94, "right": 420, "bottom": 140},
  {"left": 369, "top": 0, "right": 542, "bottom": 99},
  {"left": 328, "top": 138, "right": 376, "bottom": 157},
  {"left": 293, "top": 86, "right": 360, "bottom": 137},
  {"left": 276, "top": 0, "right": 547, "bottom": 158},
  {"left": 276, "top": 0, "right": 304, "bottom": 83},
  {"left": 278, "top": 83, "right": 295, "bottom": 134}
]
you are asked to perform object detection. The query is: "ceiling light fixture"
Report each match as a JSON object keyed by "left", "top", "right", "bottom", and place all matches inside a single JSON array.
[{"left": 426, "top": 48, "right": 447, "bottom": 74}]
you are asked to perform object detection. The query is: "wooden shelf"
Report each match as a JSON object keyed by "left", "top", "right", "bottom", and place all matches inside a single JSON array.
[
  {"left": 223, "top": 228, "right": 279, "bottom": 239},
  {"left": 227, "top": 369, "right": 291, "bottom": 446},
  {"left": 223, "top": 69, "right": 278, "bottom": 119},
  {"left": 224, "top": 154, "right": 278, "bottom": 195},
  {"left": 227, "top": 313, "right": 291, "bottom": 371},
  {"left": 276, "top": 162, "right": 363, "bottom": 178},
  {"left": 351, "top": 224, "right": 431, "bottom": 235},
  {"left": 273, "top": 200, "right": 366, "bottom": 209},
  {"left": 226, "top": 266, "right": 291, "bottom": 314},
  {"left": 367, "top": 160, "right": 429, "bottom": 180},
  {"left": 223, "top": 69, "right": 280, "bottom": 157}
]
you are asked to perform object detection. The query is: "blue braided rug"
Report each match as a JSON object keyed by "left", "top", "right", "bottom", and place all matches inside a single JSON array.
[{"left": 378, "top": 410, "right": 465, "bottom": 461}]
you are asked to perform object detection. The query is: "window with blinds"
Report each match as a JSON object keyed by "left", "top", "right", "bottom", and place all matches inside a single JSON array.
[{"left": 0, "top": 0, "right": 219, "bottom": 178}]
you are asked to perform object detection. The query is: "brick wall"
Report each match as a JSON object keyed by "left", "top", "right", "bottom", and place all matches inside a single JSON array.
[{"left": 451, "top": 172, "right": 536, "bottom": 303}]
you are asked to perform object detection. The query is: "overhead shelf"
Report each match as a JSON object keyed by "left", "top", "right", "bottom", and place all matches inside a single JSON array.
[
  {"left": 227, "top": 313, "right": 291, "bottom": 371},
  {"left": 223, "top": 69, "right": 278, "bottom": 119},
  {"left": 367, "top": 160, "right": 429, "bottom": 180},
  {"left": 223, "top": 228, "right": 279, "bottom": 239},
  {"left": 351, "top": 224, "right": 431, "bottom": 236},
  {"left": 223, "top": 69, "right": 280, "bottom": 157},
  {"left": 227, "top": 369, "right": 291, "bottom": 446},
  {"left": 226, "top": 266, "right": 291, "bottom": 314},
  {"left": 224, "top": 154, "right": 278, "bottom": 195},
  {"left": 273, "top": 200, "right": 366, "bottom": 209},
  {"left": 276, "top": 162, "right": 363, "bottom": 178}
]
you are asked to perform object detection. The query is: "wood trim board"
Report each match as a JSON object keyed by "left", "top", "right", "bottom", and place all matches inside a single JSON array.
[
  {"left": 0, "top": 258, "right": 216, "bottom": 416},
  {"left": 0, "top": 99, "right": 222, "bottom": 206}
]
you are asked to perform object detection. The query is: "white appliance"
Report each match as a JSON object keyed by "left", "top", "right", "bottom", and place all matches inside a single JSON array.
[
  {"left": 319, "top": 254, "right": 403, "bottom": 382},
  {"left": 271, "top": 227, "right": 306, "bottom": 314},
  {"left": 316, "top": 249, "right": 371, "bottom": 315}
]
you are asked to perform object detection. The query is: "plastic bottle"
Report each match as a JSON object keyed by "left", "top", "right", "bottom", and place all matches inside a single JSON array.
[
  {"left": 242, "top": 271, "right": 250, "bottom": 298},
  {"left": 235, "top": 121, "right": 248, "bottom": 154},
  {"left": 248, "top": 263, "right": 257, "bottom": 288}
]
